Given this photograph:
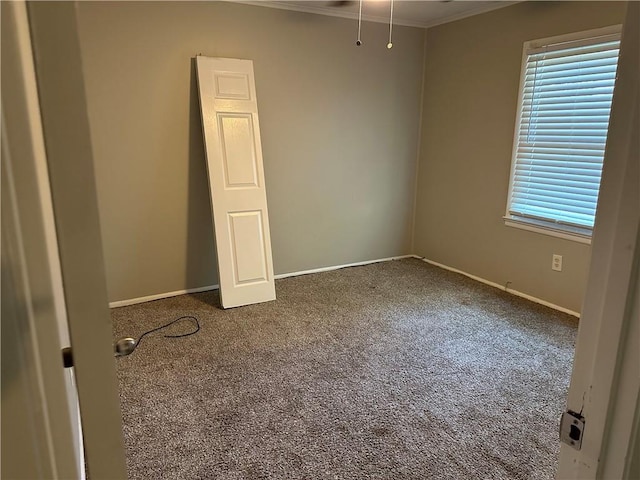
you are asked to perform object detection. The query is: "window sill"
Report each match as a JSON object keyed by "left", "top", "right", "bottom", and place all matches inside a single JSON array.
[{"left": 503, "top": 215, "right": 592, "bottom": 245}]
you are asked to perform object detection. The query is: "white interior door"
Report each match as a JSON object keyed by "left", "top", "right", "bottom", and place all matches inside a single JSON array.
[
  {"left": 26, "top": 2, "right": 128, "bottom": 478},
  {"left": 1, "top": 2, "right": 81, "bottom": 477},
  {"left": 196, "top": 56, "right": 276, "bottom": 309}
]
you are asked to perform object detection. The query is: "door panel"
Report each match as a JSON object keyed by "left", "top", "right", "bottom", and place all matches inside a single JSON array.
[
  {"left": 228, "top": 210, "right": 269, "bottom": 285},
  {"left": 219, "top": 114, "right": 259, "bottom": 187},
  {"left": 196, "top": 57, "right": 276, "bottom": 309}
]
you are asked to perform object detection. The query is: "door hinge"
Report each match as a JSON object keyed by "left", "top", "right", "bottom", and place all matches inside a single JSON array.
[{"left": 560, "top": 410, "right": 585, "bottom": 450}]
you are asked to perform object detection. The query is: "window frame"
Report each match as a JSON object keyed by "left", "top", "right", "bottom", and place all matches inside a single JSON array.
[{"left": 504, "top": 25, "right": 622, "bottom": 244}]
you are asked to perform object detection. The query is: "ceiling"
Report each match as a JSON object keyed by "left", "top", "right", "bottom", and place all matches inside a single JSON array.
[{"left": 237, "top": 1, "right": 518, "bottom": 28}]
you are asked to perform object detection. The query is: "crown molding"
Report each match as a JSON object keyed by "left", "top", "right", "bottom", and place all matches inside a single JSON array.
[
  {"left": 421, "top": 1, "right": 519, "bottom": 28},
  {"left": 226, "top": 1, "right": 519, "bottom": 29},
  {"left": 235, "top": 0, "right": 426, "bottom": 28}
]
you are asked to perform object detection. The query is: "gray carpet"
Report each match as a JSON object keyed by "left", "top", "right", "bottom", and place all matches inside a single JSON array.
[{"left": 111, "top": 258, "right": 577, "bottom": 480}]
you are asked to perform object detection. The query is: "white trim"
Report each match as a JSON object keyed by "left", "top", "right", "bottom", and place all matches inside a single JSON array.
[
  {"left": 110, "top": 254, "right": 581, "bottom": 318},
  {"left": 3, "top": 3, "right": 81, "bottom": 477},
  {"left": 557, "top": 5, "right": 639, "bottom": 475},
  {"left": 228, "top": 1, "right": 519, "bottom": 30},
  {"left": 274, "top": 255, "right": 415, "bottom": 280},
  {"left": 15, "top": 0, "right": 86, "bottom": 474},
  {"left": 236, "top": 0, "right": 424, "bottom": 28},
  {"left": 421, "top": 1, "right": 520, "bottom": 29},
  {"left": 416, "top": 256, "right": 581, "bottom": 318},
  {"left": 504, "top": 217, "right": 592, "bottom": 245},
  {"left": 4, "top": 9, "right": 60, "bottom": 474},
  {"left": 504, "top": 34, "right": 529, "bottom": 224},
  {"left": 109, "top": 255, "right": 414, "bottom": 308},
  {"left": 525, "top": 24, "right": 622, "bottom": 51},
  {"left": 2, "top": 109, "right": 61, "bottom": 480},
  {"left": 109, "top": 284, "right": 220, "bottom": 308}
]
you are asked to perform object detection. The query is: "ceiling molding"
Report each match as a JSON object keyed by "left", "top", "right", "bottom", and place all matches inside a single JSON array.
[
  {"left": 234, "top": 0, "right": 426, "bottom": 28},
  {"left": 421, "top": 1, "right": 519, "bottom": 28},
  {"left": 227, "top": 1, "right": 519, "bottom": 29}
]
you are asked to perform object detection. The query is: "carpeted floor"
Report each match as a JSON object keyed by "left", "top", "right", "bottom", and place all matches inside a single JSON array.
[{"left": 111, "top": 258, "right": 577, "bottom": 480}]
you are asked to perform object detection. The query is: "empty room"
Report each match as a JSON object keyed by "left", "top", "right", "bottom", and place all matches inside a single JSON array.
[{"left": 2, "top": 1, "right": 639, "bottom": 479}]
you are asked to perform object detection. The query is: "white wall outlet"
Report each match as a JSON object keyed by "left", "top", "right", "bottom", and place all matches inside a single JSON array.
[{"left": 552, "top": 254, "right": 563, "bottom": 272}]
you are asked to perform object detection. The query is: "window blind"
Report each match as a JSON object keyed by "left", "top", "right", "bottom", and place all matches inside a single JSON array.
[{"left": 509, "top": 34, "right": 620, "bottom": 229}]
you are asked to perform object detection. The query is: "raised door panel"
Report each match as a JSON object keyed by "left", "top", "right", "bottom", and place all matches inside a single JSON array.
[
  {"left": 228, "top": 211, "right": 268, "bottom": 285},
  {"left": 218, "top": 114, "right": 259, "bottom": 189}
]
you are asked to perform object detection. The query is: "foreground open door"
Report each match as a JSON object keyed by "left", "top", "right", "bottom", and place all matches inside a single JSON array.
[
  {"left": 196, "top": 56, "right": 276, "bottom": 309},
  {"left": 11, "top": 2, "right": 126, "bottom": 480},
  {"left": 2, "top": 3, "right": 80, "bottom": 476}
]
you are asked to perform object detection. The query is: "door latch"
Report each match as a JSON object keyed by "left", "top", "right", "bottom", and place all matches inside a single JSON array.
[
  {"left": 61, "top": 346, "right": 74, "bottom": 368},
  {"left": 560, "top": 410, "right": 585, "bottom": 450}
]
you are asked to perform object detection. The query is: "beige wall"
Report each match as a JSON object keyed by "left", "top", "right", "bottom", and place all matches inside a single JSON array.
[
  {"left": 413, "top": 1, "right": 627, "bottom": 313},
  {"left": 78, "top": 1, "right": 625, "bottom": 311},
  {"left": 76, "top": 2, "right": 425, "bottom": 303}
]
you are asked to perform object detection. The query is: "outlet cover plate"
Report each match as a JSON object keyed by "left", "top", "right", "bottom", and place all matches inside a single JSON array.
[{"left": 552, "top": 254, "right": 563, "bottom": 271}]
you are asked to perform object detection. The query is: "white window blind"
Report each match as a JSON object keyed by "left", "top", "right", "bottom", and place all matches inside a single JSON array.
[{"left": 508, "top": 32, "right": 620, "bottom": 231}]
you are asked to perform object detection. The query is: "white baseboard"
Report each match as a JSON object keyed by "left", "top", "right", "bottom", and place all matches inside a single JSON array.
[
  {"left": 273, "top": 255, "right": 415, "bottom": 280},
  {"left": 109, "top": 284, "right": 219, "bottom": 308},
  {"left": 415, "top": 256, "right": 580, "bottom": 318},
  {"left": 110, "top": 254, "right": 578, "bottom": 317},
  {"left": 109, "top": 255, "right": 414, "bottom": 308}
]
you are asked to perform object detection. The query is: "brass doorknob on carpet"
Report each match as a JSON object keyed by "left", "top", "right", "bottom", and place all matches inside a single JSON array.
[{"left": 114, "top": 337, "right": 137, "bottom": 357}]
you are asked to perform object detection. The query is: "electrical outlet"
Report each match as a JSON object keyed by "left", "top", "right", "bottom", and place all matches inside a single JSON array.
[{"left": 552, "top": 254, "right": 563, "bottom": 272}]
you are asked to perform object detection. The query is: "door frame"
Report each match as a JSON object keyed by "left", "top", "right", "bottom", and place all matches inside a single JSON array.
[
  {"left": 556, "top": 2, "right": 639, "bottom": 478},
  {"left": 4, "top": 1, "right": 638, "bottom": 478}
]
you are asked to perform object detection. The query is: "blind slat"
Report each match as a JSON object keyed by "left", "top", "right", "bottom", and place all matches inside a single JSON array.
[
  {"left": 524, "top": 77, "right": 616, "bottom": 91},
  {"left": 514, "top": 160, "right": 603, "bottom": 172},
  {"left": 512, "top": 186, "right": 600, "bottom": 204},
  {"left": 520, "top": 120, "right": 610, "bottom": 128},
  {"left": 511, "top": 197, "right": 596, "bottom": 214},
  {"left": 523, "top": 96, "right": 613, "bottom": 105},
  {"left": 511, "top": 198, "right": 596, "bottom": 215},
  {"left": 519, "top": 128, "right": 609, "bottom": 136},
  {"left": 514, "top": 173, "right": 602, "bottom": 185},
  {"left": 508, "top": 207, "right": 594, "bottom": 228},
  {"left": 517, "top": 144, "right": 606, "bottom": 154},
  {"left": 523, "top": 85, "right": 615, "bottom": 97},
  {"left": 526, "top": 54, "right": 619, "bottom": 72},
  {"left": 513, "top": 177, "right": 601, "bottom": 190},
  {"left": 517, "top": 149, "right": 604, "bottom": 161},
  {"left": 523, "top": 60, "right": 618, "bottom": 80}
]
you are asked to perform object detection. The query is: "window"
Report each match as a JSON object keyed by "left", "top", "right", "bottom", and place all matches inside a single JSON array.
[{"left": 505, "top": 26, "right": 621, "bottom": 243}]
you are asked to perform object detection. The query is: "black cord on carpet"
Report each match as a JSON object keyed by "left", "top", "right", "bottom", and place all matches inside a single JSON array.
[{"left": 135, "top": 315, "right": 200, "bottom": 350}]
